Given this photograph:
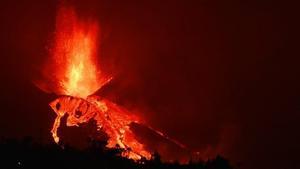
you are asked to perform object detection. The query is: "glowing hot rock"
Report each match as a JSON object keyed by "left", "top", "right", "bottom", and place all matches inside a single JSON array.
[
  {"left": 50, "top": 95, "right": 151, "bottom": 160},
  {"left": 50, "top": 6, "right": 107, "bottom": 98},
  {"left": 34, "top": 6, "right": 153, "bottom": 160},
  {"left": 36, "top": 6, "right": 188, "bottom": 162}
]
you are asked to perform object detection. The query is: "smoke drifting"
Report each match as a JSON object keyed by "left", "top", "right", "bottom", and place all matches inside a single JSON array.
[{"left": 0, "top": 0, "right": 299, "bottom": 169}]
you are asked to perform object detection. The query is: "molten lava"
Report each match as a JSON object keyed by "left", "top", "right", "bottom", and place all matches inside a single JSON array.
[
  {"left": 50, "top": 95, "right": 151, "bottom": 159},
  {"left": 38, "top": 6, "right": 110, "bottom": 98},
  {"left": 36, "top": 6, "right": 152, "bottom": 160},
  {"left": 37, "top": 5, "right": 188, "bottom": 161}
]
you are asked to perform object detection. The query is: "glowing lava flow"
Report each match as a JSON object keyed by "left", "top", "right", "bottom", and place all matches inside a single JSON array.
[
  {"left": 36, "top": 5, "right": 189, "bottom": 161},
  {"left": 36, "top": 6, "right": 151, "bottom": 160},
  {"left": 50, "top": 95, "right": 151, "bottom": 159}
]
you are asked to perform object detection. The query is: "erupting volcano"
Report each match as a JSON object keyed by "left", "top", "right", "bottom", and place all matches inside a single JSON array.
[{"left": 36, "top": 6, "right": 188, "bottom": 161}]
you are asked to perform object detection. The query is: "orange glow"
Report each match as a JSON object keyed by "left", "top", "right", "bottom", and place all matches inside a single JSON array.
[
  {"left": 37, "top": 5, "right": 187, "bottom": 162},
  {"left": 50, "top": 95, "right": 152, "bottom": 160},
  {"left": 37, "top": 6, "right": 110, "bottom": 98},
  {"left": 55, "top": 7, "right": 104, "bottom": 98},
  {"left": 40, "top": 6, "right": 151, "bottom": 160}
]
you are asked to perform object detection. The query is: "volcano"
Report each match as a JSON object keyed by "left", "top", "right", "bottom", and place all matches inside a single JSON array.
[{"left": 35, "top": 5, "right": 189, "bottom": 162}]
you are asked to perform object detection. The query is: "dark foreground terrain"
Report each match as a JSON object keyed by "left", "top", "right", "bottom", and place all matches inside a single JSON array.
[{"left": 0, "top": 137, "right": 232, "bottom": 169}]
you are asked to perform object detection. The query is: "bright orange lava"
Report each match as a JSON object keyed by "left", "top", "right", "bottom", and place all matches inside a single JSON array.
[
  {"left": 55, "top": 7, "right": 109, "bottom": 98},
  {"left": 50, "top": 95, "right": 152, "bottom": 160},
  {"left": 38, "top": 6, "right": 151, "bottom": 160},
  {"left": 39, "top": 6, "right": 110, "bottom": 98},
  {"left": 36, "top": 5, "right": 189, "bottom": 162}
]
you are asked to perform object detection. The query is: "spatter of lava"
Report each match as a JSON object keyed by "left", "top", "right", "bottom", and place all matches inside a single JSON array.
[
  {"left": 35, "top": 6, "right": 187, "bottom": 161},
  {"left": 50, "top": 95, "right": 151, "bottom": 159}
]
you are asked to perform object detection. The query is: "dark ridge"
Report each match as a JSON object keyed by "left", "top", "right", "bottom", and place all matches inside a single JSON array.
[{"left": 0, "top": 137, "right": 233, "bottom": 169}]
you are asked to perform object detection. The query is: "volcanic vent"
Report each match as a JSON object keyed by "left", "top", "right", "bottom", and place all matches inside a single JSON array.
[{"left": 36, "top": 5, "right": 189, "bottom": 162}]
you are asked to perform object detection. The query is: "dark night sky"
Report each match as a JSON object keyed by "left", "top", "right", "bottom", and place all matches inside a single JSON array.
[{"left": 0, "top": 0, "right": 299, "bottom": 169}]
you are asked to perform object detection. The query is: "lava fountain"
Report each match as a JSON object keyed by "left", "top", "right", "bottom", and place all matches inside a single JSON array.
[
  {"left": 36, "top": 5, "right": 189, "bottom": 161},
  {"left": 40, "top": 6, "right": 110, "bottom": 98}
]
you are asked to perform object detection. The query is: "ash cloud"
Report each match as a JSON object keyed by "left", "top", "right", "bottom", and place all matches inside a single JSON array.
[{"left": 0, "top": 1, "right": 299, "bottom": 169}]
